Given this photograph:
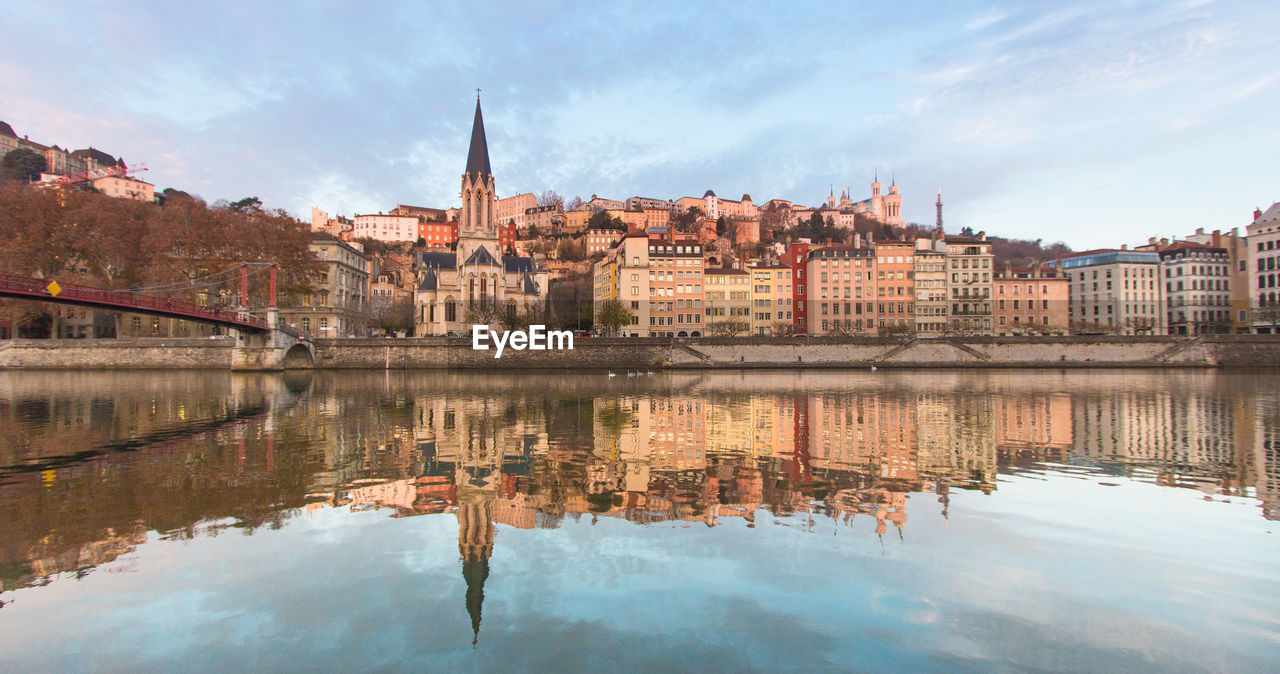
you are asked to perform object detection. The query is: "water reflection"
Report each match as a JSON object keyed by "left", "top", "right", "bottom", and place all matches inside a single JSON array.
[{"left": 0, "top": 369, "right": 1278, "bottom": 651}]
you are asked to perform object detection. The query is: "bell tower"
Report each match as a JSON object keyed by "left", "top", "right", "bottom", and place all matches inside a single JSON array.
[{"left": 458, "top": 94, "right": 498, "bottom": 263}]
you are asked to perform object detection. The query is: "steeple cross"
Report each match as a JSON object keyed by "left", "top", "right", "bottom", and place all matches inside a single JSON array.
[{"left": 476, "top": 87, "right": 482, "bottom": 98}]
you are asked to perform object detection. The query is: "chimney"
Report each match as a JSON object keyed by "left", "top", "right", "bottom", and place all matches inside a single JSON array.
[
  {"left": 1121, "top": 244, "right": 1129, "bottom": 251},
  {"left": 1195, "top": 227, "right": 1205, "bottom": 235},
  {"left": 977, "top": 230, "right": 986, "bottom": 240},
  {"left": 1212, "top": 230, "right": 1221, "bottom": 247},
  {"left": 1255, "top": 208, "right": 1263, "bottom": 222},
  {"left": 1148, "top": 237, "right": 1157, "bottom": 245},
  {"left": 1159, "top": 238, "right": 1169, "bottom": 247}
]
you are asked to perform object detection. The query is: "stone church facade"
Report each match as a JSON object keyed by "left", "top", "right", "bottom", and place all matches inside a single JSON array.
[{"left": 414, "top": 98, "right": 549, "bottom": 336}]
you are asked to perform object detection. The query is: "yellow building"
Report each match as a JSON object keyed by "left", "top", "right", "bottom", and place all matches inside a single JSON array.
[
  {"left": 92, "top": 174, "right": 154, "bottom": 202},
  {"left": 703, "top": 268, "right": 752, "bottom": 335},
  {"left": 747, "top": 263, "right": 794, "bottom": 335}
]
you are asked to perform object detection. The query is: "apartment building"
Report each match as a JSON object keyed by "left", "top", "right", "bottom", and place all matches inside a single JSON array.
[
  {"left": 495, "top": 192, "right": 536, "bottom": 227},
  {"left": 585, "top": 228, "right": 623, "bottom": 256},
  {"left": 92, "top": 174, "right": 154, "bottom": 202},
  {"left": 352, "top": 212, "right": 418, "bottom": 243},
  {"left": 1049, "top": 248, "right": 1166, "bottom": 334},
  {"left": 703, "top": 268, "right": 752, "bottom": 335},
  {"left": 993, "top": 266, "right": 1070, "bottom": 335},
  {"left": 747, "top": 263, "right": 793, "bottom": 335},
  {"left": 279, "top": 233, "right": 370, "bottom": 337},
  {"left": 913, "top": 238, "right": 948, "bottom": 335},
  {"left": 593, "top": 233, "right": 650, "bottom": 336},
  {"left": 1159, "top": 242, "right": 1231, "bottom": 335},
  {"left": 1182, "top": 228, "right": 1253, "bottom": 332},
  {"left": 1248, "top": 203, "right": 1280, "bottom": 333},
  {"left": 647, "top": 232, "right": 705, "bottom": 337},
  {"left": 945, "top": 235, "right": 995, "bottom": 335},
  {"left": 875, "top": 240, "right": 915, "bottom": 333},
  {"left": 804, "top": 246, "right": 877, "bottom": 334}
]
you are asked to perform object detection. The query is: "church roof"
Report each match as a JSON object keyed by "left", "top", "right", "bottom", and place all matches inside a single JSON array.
[
  {"left": 464, "top": 245, "right": 500, "bottom": 267},
  {"left": 415, "top": 251, "right": 457, "bottom": 271},
  {"left": 418, "top": 269, "right": 438, "bottom": 291},
  {"left": 521, "top": 271, "right": 538, "bottom": 294},
  {"left": 466, "top": 98, "right": 492, "bottom": 177},
  {"left": 503, "top": 256, "right": 536, "bottom": 273}
]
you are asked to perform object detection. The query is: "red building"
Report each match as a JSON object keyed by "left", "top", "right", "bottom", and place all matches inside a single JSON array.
[
  {"left": 782, "top": 243, "right": 812, "bottom": 334},
  {"left": 418, "top": 220, "right": 459, "bottom": 248}
]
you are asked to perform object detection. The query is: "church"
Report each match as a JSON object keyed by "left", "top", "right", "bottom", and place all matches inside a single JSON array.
[
  {"left": 414, "top": 98, "right": 549, "bottom": 336},
  {"left": 823, "top": 173, "right": 904, "bottom": 227}
]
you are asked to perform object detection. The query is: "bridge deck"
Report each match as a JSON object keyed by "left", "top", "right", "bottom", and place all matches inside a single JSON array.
[{"left": 0, "top": 273, "right": 270, "bottom": 332}]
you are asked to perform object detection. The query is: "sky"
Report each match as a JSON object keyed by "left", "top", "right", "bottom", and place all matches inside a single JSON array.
[{"left": 2, "top": 0, "right": 1278, "bottom": 250}]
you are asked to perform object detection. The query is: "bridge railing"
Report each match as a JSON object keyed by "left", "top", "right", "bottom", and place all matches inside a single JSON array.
[{"left": 0, "top": 273, "right": 269, "bottom": 330}]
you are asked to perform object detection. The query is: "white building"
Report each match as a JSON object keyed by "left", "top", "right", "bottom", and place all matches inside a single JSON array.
[{"left": 1248, "top": 202, "right": 1280, "bottom": 333}]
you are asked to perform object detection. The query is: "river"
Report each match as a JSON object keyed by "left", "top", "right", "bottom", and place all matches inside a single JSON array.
[{"left": 0, "top": 369, "right": 1277, "bottom": 670}]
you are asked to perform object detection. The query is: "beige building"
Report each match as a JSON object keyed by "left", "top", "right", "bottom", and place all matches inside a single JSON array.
[
  {"left": 1050, "top": 248, "right": 1166, "bottom": 335},
  {"left": 1157, "top": 242, "right": 1231, "bottom": 335},
  {"left": 874, "top": 240, "right": 916, "bottom": 333},
  {"left": 703, "top": 268, "right": 752, "bottom": 335},
  {"left": 352, "top": 212, "right": 419, "bottom": 243},
  {"left": 913, "top": 238, "right": 949, "bottom": 335},
  {"left": 279, "top": 233, "right": 370, "bottom": 337},
  {"left": 945, "top": 235, "right": 995, "bottom": 335},
  {"left": 993, "top": 266, "right": 1070, "bottom": 335},
  {"left": 92, "top": 174, "right": 154, "bottom": 202},
  {"left": 804, "top": 246, "right": 877, "bottom": 335},
  {"left": 584, "top": 228, "right": 623, "bottom": 257},
  {"left": 1247, "top": 203, "right": 1280, "bottom": 333},
  {"left": 747, "top": 263, "right": 793, "bottom": 335},
  {"left": 593, "top": 233, "right": 649, "bottom": 336},
  {"left": 495, "top": 192, "right": 537, "bottom": 228},
  {"left": 1182, "top": 228, "right": 1253, "bottom": 333}
]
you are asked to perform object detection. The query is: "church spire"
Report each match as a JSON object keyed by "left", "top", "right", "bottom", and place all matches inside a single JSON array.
[{"left": 466, "top": 95, "right": 492, "bottom": 177}]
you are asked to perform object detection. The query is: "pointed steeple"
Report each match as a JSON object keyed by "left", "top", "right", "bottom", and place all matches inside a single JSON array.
[{"left": 465, "top": 95, "right": 492, "bottom": 177}]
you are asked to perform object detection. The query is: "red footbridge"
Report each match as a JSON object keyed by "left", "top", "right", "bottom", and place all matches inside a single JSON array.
[{"left": 0, "top": 272, "right": 271, "bottom": 332}]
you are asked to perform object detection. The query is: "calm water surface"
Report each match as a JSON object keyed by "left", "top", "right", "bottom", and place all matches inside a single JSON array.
[{"left": 0, "top": 369, "right": 1277, "bottom": 671}]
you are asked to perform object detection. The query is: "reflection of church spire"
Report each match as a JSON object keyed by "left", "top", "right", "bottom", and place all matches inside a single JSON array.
[{"left": 458, "top": 499, "right": 495, "bottom": 645}]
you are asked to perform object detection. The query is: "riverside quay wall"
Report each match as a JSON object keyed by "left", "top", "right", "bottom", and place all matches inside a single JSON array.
[
  {"left": 2, "top": 335, "right": 1280, "bottom": 370},
  {"left": 309, "top": 334, "right": 1280, "bottom": 370}
]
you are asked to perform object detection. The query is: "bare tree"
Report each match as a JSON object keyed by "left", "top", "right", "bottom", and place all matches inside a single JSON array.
[
  {"left": 708, "top": 319, "right": 750, "bottom": 337},
  {"left": 538, "top": 190, "right": 565, "bottom": 210}
]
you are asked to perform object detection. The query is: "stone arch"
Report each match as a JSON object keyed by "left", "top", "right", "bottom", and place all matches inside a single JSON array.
[
  {"left": 677, "top": 330, "right": 688, "bottom": 337},
  {"left": 282, "top": 342, "right": 314, "bottom": 369},
  {"left": 690, "top": 331, "right": 701, "bottom": 337}
]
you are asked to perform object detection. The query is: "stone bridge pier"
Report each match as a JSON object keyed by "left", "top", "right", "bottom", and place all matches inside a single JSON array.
[{"left": 230, "top": 309, "right": 315, "bottom": 371}]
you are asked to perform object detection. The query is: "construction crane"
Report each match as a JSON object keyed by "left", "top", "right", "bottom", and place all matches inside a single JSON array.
[{"left": 50, "top": 161, "right": 148, "bottom": 187}]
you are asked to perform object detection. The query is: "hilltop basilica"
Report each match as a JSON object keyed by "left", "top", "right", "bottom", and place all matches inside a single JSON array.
[
  {"left": 823, "top": 173, "right": 904, "bottom": 227},
  {"left": 413, "top": 98, "right": 548, "bottom": 336}
]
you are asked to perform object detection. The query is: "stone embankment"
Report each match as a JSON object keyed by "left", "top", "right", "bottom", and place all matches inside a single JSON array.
[{"left": 2, "top": 334, "right": 1279, "bottom": 370}]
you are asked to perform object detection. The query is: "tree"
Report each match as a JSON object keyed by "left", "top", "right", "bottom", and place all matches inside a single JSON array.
[
  {"left": 708, "top": 319, "right": 750, "bottom": 336},
  {"left": 597, "top": 299, "right": 633, "bottom": 335},
  {"left": 2, "top": 149, "right": 46, "bottom": 182},
  {"left": 587, "top": 209, "right": 624, "bottom": 231},
  {"left": 715, "top": 215, "right": 727, "bottom": 237},
  {"left": 566, "top": 195, "right": 585, "bottom": 211},
  {"left": 556, "top": 238, "right": 585, "bottom": 261},
  {"left": 537, "top": 190, "right": 564, "bottom": 210},
  {"left": 229, "top": 196, "right": 263, "bottom": 213},
  {"left": 371, "top": 297, "right": 414, "bottom": 335}
]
